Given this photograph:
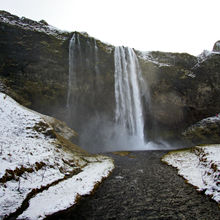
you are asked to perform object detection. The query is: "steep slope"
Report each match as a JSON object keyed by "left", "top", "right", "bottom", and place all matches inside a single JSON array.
[{"left": 0, "top": 92, "right": 114, "bottom": 219}]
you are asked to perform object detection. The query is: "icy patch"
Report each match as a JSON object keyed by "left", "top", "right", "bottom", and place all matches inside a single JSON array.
[
  {"left": 187, "top": 73, "right": 196, "bottom": 78},
  {"left": 115, "top": 176, "right": 124, "bottom": 179},
  {"left": 199, "top": 114, "right": 220, "bottom": 124},
  {"left": 162, "top": 145, "right": 220, "bottom": 204}
]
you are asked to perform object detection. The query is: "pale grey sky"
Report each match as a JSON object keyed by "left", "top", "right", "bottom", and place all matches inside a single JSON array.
[{"left": 1, "top": 0, "right": 219, "bottom": 55}]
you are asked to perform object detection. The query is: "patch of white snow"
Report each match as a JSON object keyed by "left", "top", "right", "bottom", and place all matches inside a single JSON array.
[
  {"left": 162, "top": 145, "right": 220, "bottom": 204},
  {"left": 18, "top": 158, "right": 114, "bottom": 220},
  {"left": 137, "top": 51, "right": 171, "bottom": 67}
]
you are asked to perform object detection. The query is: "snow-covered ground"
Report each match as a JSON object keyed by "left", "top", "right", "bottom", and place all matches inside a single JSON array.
[
  {"left": 19, "top": 158, "right": 113, "bottom": 220},
  {"left": 162, "top": 145, "right": 220, "bottom": 205},
  {"left": 0, "top": 92, "right": 114, "bottom": 219}
]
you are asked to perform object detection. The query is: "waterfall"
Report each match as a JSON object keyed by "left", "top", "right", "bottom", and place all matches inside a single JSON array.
[
  {"left": 67, "top": 33, "right": 104, "bottom": 134},
  {"left": 67, "top": 34, "right": 157, "bottom": 152},
  {"left": 67, "top": 33, "right": 81, "bottom": 108},
  {"left": 67, "top": 33, "right": 100, "bottom": 108},
  {"left": 114, "top": 46, "right": 146, "bottom": 144},
  {"left": 94, "top": 39, "right": 100, "bottom": 76}
]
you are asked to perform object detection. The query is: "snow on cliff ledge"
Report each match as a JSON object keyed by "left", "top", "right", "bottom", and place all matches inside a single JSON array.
[
  {"left": 0, "top": 10, "right": 69, "bottom": 40},
  {"left": 0, "top": 92, "right": 114, "bottom": 219},
  {"left": 162, "top": 145, "right": 220, "bottom": 205}
]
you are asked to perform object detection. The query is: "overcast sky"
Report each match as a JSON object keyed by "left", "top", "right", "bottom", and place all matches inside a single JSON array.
[{"left": 1, "top": 0, "right": 219, "bottom": 55}]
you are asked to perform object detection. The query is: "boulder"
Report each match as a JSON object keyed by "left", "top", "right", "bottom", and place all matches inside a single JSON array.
[
  {"left": 213, "top": 40, "right": 220, "bottom": 52},
  {"left": 183, "top": 114, "right": 220, "bottom": 145}
]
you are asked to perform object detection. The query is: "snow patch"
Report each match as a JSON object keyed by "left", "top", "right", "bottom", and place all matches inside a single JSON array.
[
  {"left": 137, "top": 51, "right": 171, "bottom": 67},
  {"left": 162, "top": 145, "right": 220, "bottom": 204},
  {"left": 18, "top": 158, "right": 114, "bottom": 220}
]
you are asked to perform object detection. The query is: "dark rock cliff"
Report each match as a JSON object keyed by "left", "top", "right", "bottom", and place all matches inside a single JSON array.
[
  {"left": 1, "top": 10, "right": 220, "bottom": 148},
  {"left": 0, "top": 10, "right": 70, "bottom": 115},
  {"left": 137, "top": 50, "right": 220, "bottom": 143}
]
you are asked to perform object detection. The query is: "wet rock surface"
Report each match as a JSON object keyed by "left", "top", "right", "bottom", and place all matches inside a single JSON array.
[{"left": 47, "top": 151, "right": 219, "bottom": 220}]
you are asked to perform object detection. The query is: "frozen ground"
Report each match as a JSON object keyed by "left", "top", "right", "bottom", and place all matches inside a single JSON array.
[
  {"left": 162, "top": 145, "right": 220, "bottom": 204},
  {"left": 0, "top": 92, "right": 114, "bottom": 219}
]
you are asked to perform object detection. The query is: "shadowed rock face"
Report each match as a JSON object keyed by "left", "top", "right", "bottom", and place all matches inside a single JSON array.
[
  {"left": 213, "top": 41, "right": 220, "bottom": 52},
  {"left": 1, "top": 10, "right": 220, "bottom": 148},
  {"left": 138, "top": 50, "right": 220, "bottom": 143},
  {"left": 183, "top": 114, "right": 220, "bottom": 145},
  {"left": 0, "top": 10, "right": 70, "bottom": 116}
]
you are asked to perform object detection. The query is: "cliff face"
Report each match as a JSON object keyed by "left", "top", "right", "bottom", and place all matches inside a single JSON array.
[
  {"left": 1, "top": 10, "right": 220, "bottom": 147},
  {"left": 0, "top": 11, "right": 70, "bottom": 115},
  {"left": 138, "top": 50, "right": 220, "bottom": 142}
]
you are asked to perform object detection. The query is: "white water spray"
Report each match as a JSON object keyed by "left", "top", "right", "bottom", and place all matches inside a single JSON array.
[
  {"left": 67, "top": 33, "right": 81, "bottom": 108},
  {"left": 67, "top": 33, "right": 101, "bottom": 108},
  {"left": 114, "top": 46, "right": 146, "bottom": 145}
]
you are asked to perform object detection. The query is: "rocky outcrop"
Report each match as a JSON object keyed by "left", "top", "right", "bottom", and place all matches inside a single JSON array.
[
  {"left": 183, "top": 114, "right": 220, "bottom": 145},
  {"left": 213, "top": 41, "right": 220, "bottom": 52}
]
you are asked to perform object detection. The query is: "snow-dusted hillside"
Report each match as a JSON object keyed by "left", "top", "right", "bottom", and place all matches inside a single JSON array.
[
  {"left": 162, "top": 145, "right": 220, "bottom": 205},
  {"left": 0, "top": 10, "right": 69, "bottom": 40},
  {"left": 0, "top": 92, "right": 114, "bottom": 219}
]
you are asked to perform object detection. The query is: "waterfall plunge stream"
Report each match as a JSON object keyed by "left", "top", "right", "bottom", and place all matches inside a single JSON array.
[
  {"left": 114, "top": 47, "right": 147, "bottom": 148},
  {"left": 67, "top": 33, "right": 82, "bottom": 108},
  {"left": 67, "top": 34, "right": 163, "bottom": 152}
]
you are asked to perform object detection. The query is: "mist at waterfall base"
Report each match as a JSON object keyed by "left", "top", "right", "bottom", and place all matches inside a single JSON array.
[
  {"left": 67, "top": 34, "right": 173, "bottom": 153},
  {"left": 79, "top": 114, "right": 173, "bottom": 153}
]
